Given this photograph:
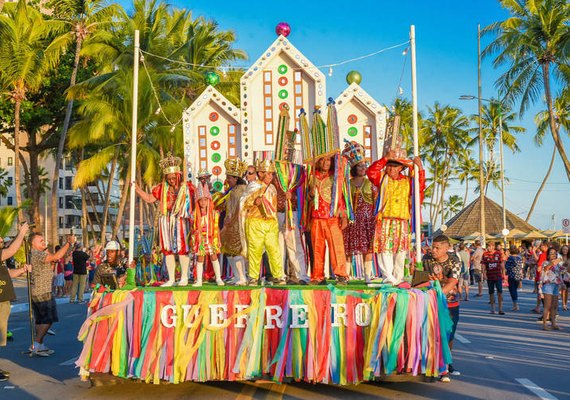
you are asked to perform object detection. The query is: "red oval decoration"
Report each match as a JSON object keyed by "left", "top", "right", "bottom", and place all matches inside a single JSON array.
[
  {"left": 211, "top": 140, "right": 221, "bottom": 150},
  {"left": 279, "top": 102, "right": 288, "bottom": 111},
  {"left": 209, "top": 112, "right": 219, "bottom": 122},
  {"left": 278, "top": 76, "right": 288, "bottom": 86},
  {"left": 212, "top": 166, "right": 222, "bottom": 176},
  {"left": 347, "top": 114, "right": 358, "bottom": 124}
]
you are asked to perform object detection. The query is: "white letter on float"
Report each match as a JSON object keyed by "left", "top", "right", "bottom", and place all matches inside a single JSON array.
[
  {"left": 290, "top": 304, "right": 309, "bottom": 328},
  {"left": 161, "top": 305, "right": 177, "bottom": 328},
  {"left": 234, "top": 304, "right": 249, "bottom": 328},
  {"left": 182, "top": 304, "right": 200, "bottom": 327},
  {"left": 355, "top": 303, "right": 371, "bottom": 327},
  {"left": 331, "top": 303, "right": 347, "bottom": 327},
  {"left": 209, "top": 304, "right": 228, "bottom": 327},
  {"left": 265, "top": 305, "right": 283, "bottom": 329}
]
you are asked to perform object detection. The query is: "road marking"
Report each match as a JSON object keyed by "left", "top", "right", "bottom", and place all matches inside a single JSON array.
[
  {"left": 516, "top": 378, "right": 558, "bottom": 400},
  {"left": 59, "top": 357, "right": 78, "bottom": 366},
  {"left": 236, "top": 382, "right": 257, "bottom": 400},
  {"left": 67, "top": 313, "right": 82, "bottom": 318},
  {"left": 454, "top": 333, "right": 471, "bottom": 344},
  {"left": 9, "top": 327, "right": 26, "bottom": 332},
  {"left": 3, "top": 386, "right": 15, "bottom": 389}
]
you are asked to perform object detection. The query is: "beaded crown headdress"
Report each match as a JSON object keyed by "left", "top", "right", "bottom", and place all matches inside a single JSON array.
[
  {"left": 224, "top": 158, "right": 248, "bottom": 178},
  {"left": 255, "top": 159, "right": 276, "bottom": 173},
  {"left": 342, "top": 140, "right": 367, "bottom": 168},
  {"left": 159, "top": 152, "right": 181, "bottom": 175}
]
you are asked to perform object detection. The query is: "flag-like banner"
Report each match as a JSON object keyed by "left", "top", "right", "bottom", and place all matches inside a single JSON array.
[{"left": 77, "top": 284, "right": 452, "bottom": 384}]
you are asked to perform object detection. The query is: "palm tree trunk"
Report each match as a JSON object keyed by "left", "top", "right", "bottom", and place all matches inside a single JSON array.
[
  {"left": 13, "top": 97, "right": 24, "bottom": 223},
  {"left": 542, "top": 63, "right": 570, "bottom": 182},
  {"left": 112, "top": 169, "right": 131, "bottom": 240},
  {"left": 100, "top": 150, "right": 118, "bottom": 244},
  {"left": 526, "top": 146, "right": 556, "bottom": 222},
  {"left": 50, "top": 37, "right": 83, "bottom": 247},
  {"left": 463, "top": 180, "right": 469, "bottom": 206}
]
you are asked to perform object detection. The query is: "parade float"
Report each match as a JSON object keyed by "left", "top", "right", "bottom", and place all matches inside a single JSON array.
[{"left": 76, "top": 23, "right": 452, "bottom": 385}]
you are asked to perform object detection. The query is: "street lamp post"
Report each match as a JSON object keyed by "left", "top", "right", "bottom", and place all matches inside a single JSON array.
[{"left": 460, "top": 95, "right": 508, "bottom": 244}]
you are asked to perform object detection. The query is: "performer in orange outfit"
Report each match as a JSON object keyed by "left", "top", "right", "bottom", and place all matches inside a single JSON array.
[
  {"left": 367, "top": 149, "right": 425, "bottom": 285},
  {"left": 308, "top": 156, "right": 350, "bottom": 285}
]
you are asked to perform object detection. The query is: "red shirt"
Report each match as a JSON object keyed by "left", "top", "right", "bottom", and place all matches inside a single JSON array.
[
  {"left": 311, "top": 171, "right": 345, "bottom": 219},
  {"left": 483, "top": 251, "right": 503, "bottom": 280},
  {"left": 536, "top": 251, "right": 547, "bottom": 281}
]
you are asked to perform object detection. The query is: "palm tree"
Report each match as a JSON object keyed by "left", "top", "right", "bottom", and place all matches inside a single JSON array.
[
  {"left": 483, "top": 0, "right": 570, "bottom": 181},
  {"left": 0, "top": 0, "right": 62, "bottom": 223},
  {"left": 422, "top": 103, "right": 470, "bottom": 225},
  {"left": 526, "top": 90, "right": 570, "bottom": 221},
  {"left": 443, "top": 195, "right": 464, "bottom": 221},
  {"left": 455, "top": 152, "right": 478, "bottom": 205},
  {"left": 47, "top": 0, "right": 123, "bottom": 247},
  {"left": 470, "top": 101, "right": 525, "bottom": 154}
]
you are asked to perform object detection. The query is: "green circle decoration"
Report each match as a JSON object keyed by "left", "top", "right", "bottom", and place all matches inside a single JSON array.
[
  {"left": 213, "top": 181, "right": 223, "bottom": 191},
  {"left": 348, "top": 127, "right": 358, "bottom": 137},
  {"left": 278, "top": 64, "right": 288, "bottom": 74},
  {"left": 211, "top": 153, "right": 221, "bottom": 163},
  {"left": 210, "top": 126, "right": 220, "bottom": 136},
  {"left": 278, "top": 90, "right": 289, "bottom": 99}
]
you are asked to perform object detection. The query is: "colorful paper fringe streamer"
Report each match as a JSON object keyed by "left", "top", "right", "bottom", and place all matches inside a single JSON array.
[
  {"left": 274, "top": 161, "right": 306, "bottom": 230},
  {"left": 77, "top": 284, "right": 453, "bottom": 384}
]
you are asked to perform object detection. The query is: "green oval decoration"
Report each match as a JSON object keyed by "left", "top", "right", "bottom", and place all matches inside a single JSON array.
[
  {"left": 278, "top": 64, "right": 288, "bottom": 74},
  {"left": 278, "top": 90, "right": 289, "bottom": 99},
  {"left": 210, "top": 126, "right": 220, "bottom": 136},
  {"left": 211, "top": 153, "right": 221, "bottom": 163},
  {"left": 348, "top": 127, "right": 358, "bottom": 137},
  {"left": 213, "top": 181, "right": 223, "bottom": 191}
]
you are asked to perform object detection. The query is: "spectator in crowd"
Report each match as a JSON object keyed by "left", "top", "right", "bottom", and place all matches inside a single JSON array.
[
  {"left": 53, "top": 245, "right": 65, "bottom": 298},
  {"left": 539, "top": 247, "right": 565, "bottom": 330},
  {"left": 0, "top": 223, "right": 31, "bottom": 381},
  {"left": 482, "top": 242, "right": 505, "bottom": 315},
  {"left": 70, "top": 244, "right": 90, "bottom": 303},
  {"left": 560, "top": 245, "right": 569, "bottom": 311},
  {"left": 30, "top": 233, "right": 76, "bottom": 356},
  {"left": 63, "top": 252, "right": 73, "bottom": 296},
  {"left": 458, "top": 243, "right": 471, "bottom": 301},
  {"left": 531, "top": 241, "right": 548, "bottom": 314},
  {"left": 505, "top": 246, "right": 524, "bottom": 311},
  {"left": 470, "top": 240, "right": 484, "bottom": 297},
  {"left": 422, "top": 235, "right": 461, "bottom": 382}
]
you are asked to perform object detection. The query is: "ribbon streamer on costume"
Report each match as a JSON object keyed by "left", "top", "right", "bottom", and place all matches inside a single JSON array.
[{"left": 274, "top": 161, "right": 305, "bottom": 229}]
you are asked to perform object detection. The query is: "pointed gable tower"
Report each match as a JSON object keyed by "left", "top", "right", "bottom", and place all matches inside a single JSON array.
[
  {"left": 182, "top": 85, "right": 241, "bottom": 191},
  {"left": 335, "top": 82, "right": 387, "bottom": 162},
  {"left": 240, "top": 35, "right": 327, "bottom": 161}
]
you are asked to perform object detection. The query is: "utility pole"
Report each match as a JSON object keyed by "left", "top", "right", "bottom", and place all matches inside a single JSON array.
[
  {"left": 410, "top": 25, "right": 422, "bottom": 268},
  {"left": 128, "top": 30, "right": 140, "bottom": 262},
  {"left": 477, "top": 24, "right": 486, "bottom": 247}
]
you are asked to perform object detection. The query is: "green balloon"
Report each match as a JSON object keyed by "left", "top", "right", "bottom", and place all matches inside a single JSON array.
[
  {"left": 205, "top": 72, "right": 220, "bottom": 86},
  {"left": 346, "top": 70, "right": 362, "bottom": 85}
]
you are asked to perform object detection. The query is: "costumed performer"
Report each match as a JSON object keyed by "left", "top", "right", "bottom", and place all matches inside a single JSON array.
[
  {"left": 240, "top": 159, "right": 285, "bottom": 286},
  {"left": 341, "top": 140, "right": 378, "bottom": 283},
  {"left": 197, "top": 168, "right": 213, "bottom": 193},
  {"left": 134, "top": 152, "right": 195, "bottom": 287},
  {"left": 219, "top": 158, "right": 248, "bottom": 285},
  {"left": 192, "top": 183, "right": 224, "bottom": 286},
  {"left": 367, "top": 148, "right": 425, "bottom": 285}
]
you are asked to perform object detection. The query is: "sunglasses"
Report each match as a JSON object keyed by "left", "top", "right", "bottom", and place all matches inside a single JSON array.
[{"left": 247, "top": 171, "right": 256, "bottom": 175}]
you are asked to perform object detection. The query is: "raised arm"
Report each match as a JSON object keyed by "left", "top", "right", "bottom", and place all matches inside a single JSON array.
[
  {"left": 134, "top": 183, "right": 158, "bottom": 204},
  {"left": 366, "top": 157, "right": 388, "bottom": 187},
  {"left": 1, "top": 222, "right": 29, "bottom": 261},
  {"left": 45, "top": 235, "right": 76, "bottom": 263}
]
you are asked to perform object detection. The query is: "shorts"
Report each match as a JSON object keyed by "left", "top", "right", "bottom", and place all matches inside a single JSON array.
[
  {"left": 487, "top": 279, "right": 503, "bottom": 295},
  {"left": 0, "top": 301, "right": 10, "bottom": 347},
  {"left": 448, "top": 306, "right": 460, "bottom": 342},
  {"left": 64, "top": 273, "right": 73, "bottom": 281},
  {"left": 474, "top": 271, "right": 482, "bottom": 283},
  {"left": 459, "top": 275, "right": 469, "bottom": 287},
  {"left": 55, "top": 273, "right": 64, "bottom": 287},
  {"left": 32, "top": 295, "right": 59, "bottom": 325},
  {"left": 542, "top": 283, "right": 560, "bottom": 296}
]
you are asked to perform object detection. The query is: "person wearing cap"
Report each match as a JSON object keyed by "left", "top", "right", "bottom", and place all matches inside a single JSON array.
[
  {"left": 134, "top": 152, "right": 195, "bottom": 287},
  {"left": 342, "top": 141, "right": 378, "bottom": 284},
  {"left": 92, "top": 241, "right": 135, "bottom": 289},
  {"left": 197, "top": 168, "right": 213, "bottom": 193},
  {"left": 240, "top": 159, "right": 286, "bottom": 286},
  {"left": 367, "top": 149, "right": 425, "bottom": 285}
]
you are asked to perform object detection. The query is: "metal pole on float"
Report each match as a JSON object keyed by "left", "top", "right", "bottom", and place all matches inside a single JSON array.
[
  {"left": 128, "top": 30, "right": 140, "bottom": 263},
  {"left": 410, "top": 25, "right": 422, "bottom": 268}
]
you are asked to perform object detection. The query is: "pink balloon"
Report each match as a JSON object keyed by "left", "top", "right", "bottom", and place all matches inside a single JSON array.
[{"left": 275, "top": 22, "right": 291, "bottom": 37}]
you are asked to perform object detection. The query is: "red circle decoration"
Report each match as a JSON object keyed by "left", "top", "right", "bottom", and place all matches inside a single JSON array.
[
  {"left": 279, "top": 102, "right": 289, "bottom": 111},
  {"left": 278, "top": 76, "right": 288, "bottom": 86},
  {"left": 212, "top": 166, "right": 222, "bottom": 176},
  {"left": 211, "top": 140, "right": 221, "bottom": 150},
  {"left": 209, "top": 112, "right": 219, "bottom": 122},
  {"left": 347, "top": 114, "right": 358, "bottom": 124}
]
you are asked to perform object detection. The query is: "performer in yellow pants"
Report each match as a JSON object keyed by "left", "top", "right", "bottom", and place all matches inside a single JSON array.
[{"left": 240, "top": 159, "right": 286, "bottom": 285}]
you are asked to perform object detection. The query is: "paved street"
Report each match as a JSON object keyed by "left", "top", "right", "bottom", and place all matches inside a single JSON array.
[{"left": 0, "top": 279, "right": 569, "bottom": 400}]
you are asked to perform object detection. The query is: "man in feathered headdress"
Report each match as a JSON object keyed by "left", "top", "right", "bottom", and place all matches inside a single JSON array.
[
  {"left": 367, "top": 146, "right": 425, "bottom": 285},
  {"left": 135, "top": 152, "right": 195, "bottom": 287}
]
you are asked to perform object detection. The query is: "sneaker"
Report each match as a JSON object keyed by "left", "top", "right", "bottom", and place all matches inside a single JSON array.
[
  {"left": 439, "top": 374, "right": 451, "bottom": 383},
  {"left": 336, "top": 277, "right": 348, "bottom": 286},
  {"left": 318, "top": 279, "right": 328, "bottom": 286},
  {"left": 248, "top": 278, "right": 258, "bottom": 286},
  {"left": 0, "top": 369, "right": 10, "bottom": 377},
  {"left": 448, "top": 364, "right": 461, "bottom": 376},
  {"left": 276, "top": 278, "right": 287, "bottom": 286},
  {"left": 0, "top": 372, "right": 7, "bottom": 382},
  {"left": 29, "top": 345, "right": 51, "bottom": 357},
  {"left": 47, "top": 329, "right": 56, "bottom": 336}
]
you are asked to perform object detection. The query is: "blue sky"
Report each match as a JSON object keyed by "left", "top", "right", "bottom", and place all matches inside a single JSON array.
[{"left": 158, "top": 0, "right": 568, "bottom": 230}]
